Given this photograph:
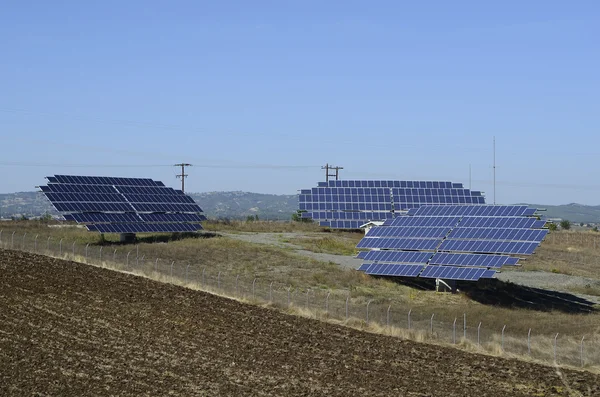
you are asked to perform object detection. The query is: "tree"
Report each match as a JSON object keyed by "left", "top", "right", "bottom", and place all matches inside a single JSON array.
[
  {"left": 593, "top": 226, "right": 598, "bottom": 232},
  {"left": 246, "top": 215, "right": 255, "bottom": 223},
  {"left": 580, "top": 222, "right": 585, "bottom": 227},
  {"left": 40, "top": 213, "right": 53, "bottom": 222},
  {"left": 547, "top": 223, "right": 558, "bottom": 231},
  {"left": 560, "top": 220, "right": 571, "bottom": 230},
  {"left": 292, "top": 210, "right": 311, "bottom": 223}
]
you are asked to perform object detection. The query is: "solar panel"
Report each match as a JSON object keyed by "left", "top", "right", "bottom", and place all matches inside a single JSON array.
[
  {"left": 298, "top": 180, "right": 487, "bottom": 229},
  {"left": 360, "top": 263, "right": 425, "bottom": 277},
  {"left": 359, "top": 250, "right": 433, "bottom": 263},
  {"left": 39, "top": 174, "right": 204, "bottom": 234},
  {"left": 356, "top": 203, "right": 545, "bottom": 283},
  {"left": 419, "top": 265, "right": 492, "bottom": 281}
]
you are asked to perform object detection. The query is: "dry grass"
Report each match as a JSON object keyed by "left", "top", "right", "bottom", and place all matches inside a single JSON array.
[
  {"left": 4, "top": 221, "right": 600, "bottom": 371},
  {"left": 201, "top": 219, "right": 325, "bottom": 233},
  {"left": 523, "top": 231, "right": 600, "bottom": 278},
  {"left": 283, "top": 233, "right": 364, "bottom": 256}
]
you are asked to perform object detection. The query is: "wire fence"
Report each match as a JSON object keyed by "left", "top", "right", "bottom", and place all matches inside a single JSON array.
[{"left": 1, "top": 229, "right": 599, "bottom": 371}]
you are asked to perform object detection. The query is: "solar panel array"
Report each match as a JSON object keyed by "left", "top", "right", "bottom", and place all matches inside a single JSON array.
[
  {"left": 40, "top": 175, "right": 205, "bottom": 233},
  {"left": 356, "top": 205, "right": 546, "bottom": 282},
  {"left": 298, "top": 180, "right": 486, "bottom": 229}
]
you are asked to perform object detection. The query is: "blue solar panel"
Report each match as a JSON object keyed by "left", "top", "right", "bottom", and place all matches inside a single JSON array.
[
  {"left": 448, "top": 228, "right": 548, "bottom": 242},
  {"left": 457, "top": 217, "right": 540, "bottom": 229},
  {"left": 389, "top": 216, "right": 462, "bottom": 227},
  {"left": 439, "top": 240, "right": 538, "bottom": 255},
  {"left": 356, "top": 238, "right": 440, "bottom": 250},
  {"left": 419, "top": 265, "right": 492, "bottom": 281},
  {"left": 40, "top": 174, "right": 205, "bottom": 234},
  {"left": 429, "top": 253, "right": 519, "bottom": 268},
  {"left": 298, "top": 180, "right": 486, "bottom": 229},
  {"left": 412, "top": 205, "right": 529, "bottom": 217},
  {"left": 360, "top": 263, "right": 425, "bottom": 277},
  {"left": 359, "top": 250, "right": 433, "bottom": 263},
  {"left": 366, "top": 226, "right": 451, "bottom": 238}
]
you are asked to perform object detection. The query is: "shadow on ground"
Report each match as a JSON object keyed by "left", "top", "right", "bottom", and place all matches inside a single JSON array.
[{"left": 382, "top": 277, "right": 597, "bottom": 314}]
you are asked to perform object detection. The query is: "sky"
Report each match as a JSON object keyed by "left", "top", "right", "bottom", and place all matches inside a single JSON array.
[{"left": 1, "top": 1, "right": 599, "bottom": 205}]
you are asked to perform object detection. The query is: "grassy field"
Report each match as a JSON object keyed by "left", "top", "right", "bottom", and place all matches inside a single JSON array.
[{"left": 2, "top": 221, "right": 600, "bottom": 369}]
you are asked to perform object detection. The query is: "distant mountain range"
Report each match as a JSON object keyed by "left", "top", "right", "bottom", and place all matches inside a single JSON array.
[{"left": 2, "top": 191, "right": 600, "bottom": 224}]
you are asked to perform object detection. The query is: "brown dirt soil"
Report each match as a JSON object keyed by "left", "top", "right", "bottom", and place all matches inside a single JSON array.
[{"left": 1, "top": 249, "right": 599, "bottom": 397}]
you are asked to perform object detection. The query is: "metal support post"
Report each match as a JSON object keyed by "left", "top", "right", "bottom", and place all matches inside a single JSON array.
[
  {"left": 22, "top": 233, "right": 27, "bottom": 250},
  {"left": 59, "top": 238, "right": 63, "bottom": 255},
  {"left": 501, "top": 325, "right": 506, "bottom": 352},
  {"left": 269, "top": 281, "right": 273, "bottom": 302},
  {"left": 477, "top": 322, "right": 482, "bottom": 347},
  {"left": 85, "top": 243, "right": 89, "bottom": 261},
  {"left": 252, "top": 278, "right": 256, "bottom": 300},
  {"left": 366, "top": 300, "right": 373, "bottom": 323},
  {"left": 554, "top": 333, "right": 559, "bottom": 363},
  {"left": 453, "top": 318, "right": 457, "bottom": 344},
  {"left": 527, "top": 329, "right": 531, "bottom": 355},
  {"left": 185, "top": 264, "right": 190, "bottom": 282},
  {"left": 408, "top": 309, "right": 412, "bottom": 330},
  {"left": 430, "top": 314, "right": 435, "bottom": 335}
]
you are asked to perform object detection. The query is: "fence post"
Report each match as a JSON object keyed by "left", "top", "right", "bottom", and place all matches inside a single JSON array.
[
  {"left": 113, "top": 249, "right": 117, "bottom": 262},
  {"left": 59, "top": 238, "right": 63, "bottom": 255},
  {"left": 235, "top": 275, "right": 239, "bottom": 296},
  {"left": 185, "top": 264, "right": 190, "bottom": 282},
  {"left": 170, "top": 261, "right": 174, "bottom": 281},
  {"left": 126, "top": 251, "right": 132, "bottom": 267},
  {"left": 155, "top": 258, "right": 159, "bottom": 273},
  {"left": 477, "top": 322, "right": 482, "bottom": 347},
  {"left": 202, "top": 267, "right": 206, "bottom": 287},
  {"left": 581, "top": 336, "right": 585, "bottom": 367},
  {"left": 366, "top": 300, "right": 373, "bottom": 323},
  {"left": 387, "top": 305, "right": 391, "bottom": 327},
  {"left": 99, "top": 246, "right": 103, "bottom": 264},
  {"left": 430, "top": 314, "right": 435, "bottom": 335},
  {"left": 269, "top": 281, "right": 273, "bottom": 302},
  {"left": 453, "top": 318, "right": 457, "bottom": 344},
  {"left": 345, "top": 296, "right": 349, "bottom": 320},
  {"left": 554, "top": 333, "right": 559, "bottom": 363},
  {"left": 326, "top": 292, "right": 331, "bottom": 314},
  {"left": 501, "top": 325, "right": 506, "bottom": 352},
  {"left": 72, "top": 241, "right": 75, "bottom": 257},
  {"left": 252, "top": 278, "right": 256, "bottom": 300},
  {"left": 463, "top": 313, "right": 466, "bottom": 341},
  {"left": 218, "top": 271, "right": 221, "bottom": 289},
  {"left": 34, "top": 235, "right": 39, "bottom": 252},
  {"left": 47, "top": 236, "right": 51, "bottom": 251},
  {"left": 408, "top": 309, "right": 412, "bottom": 330},
  {"left": 11, "top": 231, "right": 15, "bottom": 249},
  {"left": 85, "top": 243, "right": 89, "bottom": 261},
  {"left": 287, "top": 286, "right": 291, "bottom": 307},
  {"left": 22, "top": 233, "right": 27, "bottom": 250},
  {"left": 527, "top": 328, "right": 531, "bottom": 355}
]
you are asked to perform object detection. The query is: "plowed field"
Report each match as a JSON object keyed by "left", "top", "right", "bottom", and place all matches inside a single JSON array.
[{"left": 1, "top": 249, "right": 599, "bottom": 396}]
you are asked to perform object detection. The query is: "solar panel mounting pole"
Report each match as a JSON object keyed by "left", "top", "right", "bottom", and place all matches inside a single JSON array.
[
  {"left": 175, "top": 163, "right": 192, "bottom": 193},
  {"left": 321, "top": 163, "right": 343, "bottom": 182},
  {"left": 493, "top": 136, "right": 496, "bottom": 205}
]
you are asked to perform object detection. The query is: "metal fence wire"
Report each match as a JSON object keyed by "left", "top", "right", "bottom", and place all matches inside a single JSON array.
[{"left": 1, "top": 231, "right": 599, "bottom": 371}]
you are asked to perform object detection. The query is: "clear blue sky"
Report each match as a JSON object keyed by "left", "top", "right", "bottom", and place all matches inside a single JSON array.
[{"left": 1, "top": 1, "right": 598, "bottom": 205}]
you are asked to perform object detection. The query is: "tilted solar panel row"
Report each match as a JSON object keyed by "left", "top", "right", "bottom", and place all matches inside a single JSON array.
[
  {"left": 88, "top": 223, "right": 202, "bottom": 233},
  {"left": 54, "top": 175, "right": 162, "bottom": 186},
  {"left": 302, "top": 211, "right": 394, "bottom": 220},
  {"left": 419, "top": 265, "right": 496, "bottom": 280},
  {"left": 319, "top": 221, "right": 364, "bottom": 229},
  {"left": 358, "top": 263, "right": 425, "bottom": 277},
  {"left": 41, "top": 184, "right": 119, "bottom": 194},
  {"left": 300, "top": 203, "right": 394, "bottom": 211},
  {"left": 69, "top": 212, "right": 142, "bottom": 223},
  {"left": 123, "top": 194, "right": 196, "bottom": 204},
  {"left": 429, "top": 253, "right": 519, "bottom": 268},
  {"left": 132, "top": 203, "right": 202, "bottom": 213},
  {"left": 116, "top": 186, "right": 178, "bottom": 195},
  {"left": 387, "top": 216, "right": 462, "bottom": 227},
  {"left": 411, "top": 205, "right": 529, "bottom": 217},
  {"left": 448, "top": 228, "right": 548, "bottom": 242},
  {"left": 45, "top": 193, "right": 128, "bottom": 203},
  {"left": 304, "top": 188, "right": 480, "bottom": 196},
  {"left": 457, "top": 217, "right": 545, "bottom": 229},
  {"left": 54, "top": 202, "right": 134, "bottom": 212},
  {"left": 439, "top": 239, "right": 539, "bottom": 255},
  {"left": 365, "top": 226, "right": 451, "bottom": 239},
  {"left": 357, "top": 238, "right": 440, "bottom": 250},
  {"left": 321, "top": 180, "right": 462, "bottom": 189},
  {"left": 358, "top": 250, "right": 433, "bottom": 263}
]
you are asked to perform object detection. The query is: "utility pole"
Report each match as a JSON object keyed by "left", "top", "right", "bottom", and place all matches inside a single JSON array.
[
  {"left": 174, "top": 163, "right": 191, "bottom": 193},
  {"left": 321, "top": 163, "right": 343, "bottom": 182}
]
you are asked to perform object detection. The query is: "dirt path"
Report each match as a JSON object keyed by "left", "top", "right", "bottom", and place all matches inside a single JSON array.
[{"left": 1, "top": 249, "right": 599, "bottom": 396}]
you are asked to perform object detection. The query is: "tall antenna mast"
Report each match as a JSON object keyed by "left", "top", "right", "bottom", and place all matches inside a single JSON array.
[
  {"left": 493, "top": 136, "right": 496, "bottom": 205},
  {"left": 174, "top": 163, "right": 192, "bottom": 193},
  {"left": 469, "top": 164, "right": 472, "bottom": 191}
]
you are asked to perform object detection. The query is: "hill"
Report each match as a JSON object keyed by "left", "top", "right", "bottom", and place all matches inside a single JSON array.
[{"left": 3, "top": 190, "right": 600, "bottom": 223}]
